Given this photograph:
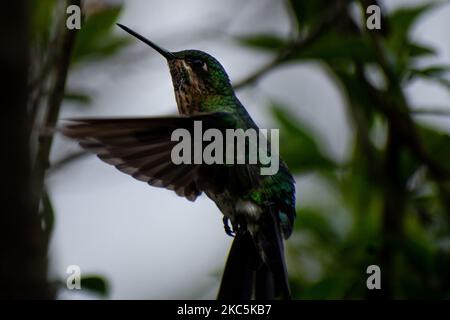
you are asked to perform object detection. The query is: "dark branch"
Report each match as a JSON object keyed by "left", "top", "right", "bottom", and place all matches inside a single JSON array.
[
  {"left": 233, "top": 5, "right": 342, "bottom": 90},
  {"left": 356, "top": 36, "right": 450, "bottom": 181}
]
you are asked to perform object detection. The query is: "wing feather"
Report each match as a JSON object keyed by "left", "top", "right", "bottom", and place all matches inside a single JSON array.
[{"left": 61, "top": 112, "right": 261, "bottom": 201}]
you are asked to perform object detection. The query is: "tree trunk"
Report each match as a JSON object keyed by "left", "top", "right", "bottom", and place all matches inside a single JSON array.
[{"left": 0, "top": 1, "right": 51, "bottom": 299}]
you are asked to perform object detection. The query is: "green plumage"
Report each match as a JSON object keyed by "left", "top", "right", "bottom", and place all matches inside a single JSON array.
[{"left": 63, "top": 25, "right": 296, "bottom": 300}]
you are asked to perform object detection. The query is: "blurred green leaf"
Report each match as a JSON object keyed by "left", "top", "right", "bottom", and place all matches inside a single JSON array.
[
  {"left": 410, "top": 65, "right": 450, "bottom": 78},
  {"left": 388, "top": 3, "right": 435, "bottom": 41},
  {"left": 298, "top": 275, "right": 352, "bottom": 299},
  {"left": 271, "top": 103, "right": 337, "bottom": 173},
  {"left": 435, "top": 250, "right": 450, "bottom": 295},
  {"left": 436, "top": 78, "right": 450, "bottom": 90},
  {"left": 408, "top": 65, "right": 450, "bottom": 90},
  {"left": 296, "top": 208, "right": 338, "bottom": 244},
  {"left": 236, "top": 34, "right": 287, "bottom": 51},
  {"left": 407, "top": 43, "right": 436, "bottom": 58},
  {"left": 419, "top": 126, "right": 450, "bottom": 172},
  {"left": 293, "top": 32, "right": 376, "bottom": 63},
  {"left": 330, "top": 67, "right": 378, "bottom": 120},
  {"left": 41, "top": 191, "right": 55, "bottom": 236},
  {"left": 403, "top": 215, "right": 435, "bottom": 275},
  {"left": 392, "top": 42, "right": 436, "bottom": 80},
  {"left": 388, "top": 4, "right": 437, "bottom": 62},
  {"left": 387, "top": 3, "right": 438, "bottom": 78},
  {"left": 236, "top": 31, "right": 377, "bottom": 63},
  {"left": 93, "top": 36, "right": 130, "bottom": 57},
  {"left": 72, "top": 6, "right": 130, "bottom": 63},
  {"left": 30, "top": 0, "right": 57, "bottom": 47},
  {"left": 81, "top": 275, "right": 109, "bottom": 296},
  {"left": 64, "top": 91, "right": 92, "bottom": 105},
  {"left": 287, "top": 0, "right": 330, "bottom": 31}
]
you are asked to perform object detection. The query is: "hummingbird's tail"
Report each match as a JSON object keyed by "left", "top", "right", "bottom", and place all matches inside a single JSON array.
[{"left": 217, "top": 210, "right": 291, "bottom": 300}]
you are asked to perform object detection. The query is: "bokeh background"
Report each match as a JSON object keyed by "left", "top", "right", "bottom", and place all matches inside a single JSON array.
[{"left": 11, "top": 0, "right": 450, "bottom": 299}]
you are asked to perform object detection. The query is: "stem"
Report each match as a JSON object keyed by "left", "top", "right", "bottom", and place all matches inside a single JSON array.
[
  {"left": 32, "top": 0, "right": 81, "bottom": 213},
  {"left": 377, "top": 124, "right": 406, "bottom": 299}
]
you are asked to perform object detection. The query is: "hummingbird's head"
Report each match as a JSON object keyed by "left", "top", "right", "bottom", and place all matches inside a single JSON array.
[{"left": 117, "top": 24, "right": 234, "bottom": 114}]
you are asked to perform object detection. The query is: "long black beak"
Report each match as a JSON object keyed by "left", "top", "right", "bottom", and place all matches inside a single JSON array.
[{"left": 117, "top": 23, "right": 175, "bottom": 60}]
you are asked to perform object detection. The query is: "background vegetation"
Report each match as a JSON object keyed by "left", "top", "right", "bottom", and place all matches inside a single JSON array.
[{"left": 1, "top": 0, "right": 449, "bottom": 299}]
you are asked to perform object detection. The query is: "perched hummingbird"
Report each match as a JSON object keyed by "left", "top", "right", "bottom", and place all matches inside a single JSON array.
[{"left": 62, "top": 24, "right": 296, "bottom": 299}]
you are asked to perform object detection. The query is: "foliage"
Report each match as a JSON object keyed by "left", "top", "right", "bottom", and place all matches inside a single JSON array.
[
  {"left": 80, "top": 276, "right": 110, "bottom": 297},
  {"left": 72, "top": 6, "right": 130, "bottom": 63},
  {"left": 238, "top": 0, "right": 450, "bottom": 298}
]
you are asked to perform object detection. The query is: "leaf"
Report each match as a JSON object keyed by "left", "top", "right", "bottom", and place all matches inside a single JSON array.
[
  {"left": 287, "top": 0, "right": 330, "bottom": 31},
  {"left": 72, "top": 6, "right": 130, "bottom": 63},
  {"left": 389, "top": 3, "right": 436, "bottom": 39},
  {"left": 411, "top": 65, "right": 450, "bottom": 78},
  {"left": 81, "top": 275, "right": 109, "bottom": 296},
  {"left": 298, "top": 274, "right": 352, "bottom": 299},
  {"left": 387, "top": 3, "right": 437, "bottom": 57},
  {"left": 418, "top": 126, "right": 450, "bottom": 172},
  {"left": 93, "top": 37, "right": 131, "bottom": 57},
  {"left": 407, "top": 43, "right": 436, "bottom": 58},
  {"left": 271, "top": 103, "right": 337, "bottom": 173},
  {"left": 386, "top": 3, "right": 438, "bottom": 78},
  {"left": 435, "top": 250, "right": 450, "bottom": 290},
  {"left": 436, "top": 78, "right": 450, "bottom": 91},
  {"left": 296, "top": 208, "right": 338, "bottom": 244},
  {"left": 64, "top": 91, "right": 92, "bottom": 105},
  {"left": 30, "top": 0, "right": 57, "bottom": 47},
  {"left": 292, "top": 32, "right": 376, "bottom": 63},
  {"left": 403, "top": 214, "right": 435, "bottom": 275},
  {"left": 408, "top": 65, "right": 450, "bottom": 90},
  {"left": 41, "top": 191, "right": 55, "bottom": 237},
  {"left": 330, "top": 67, "right": 377, "bottom": 118},
  {"left": 236, "top": 34, "right": 287, "bottom": 52}
]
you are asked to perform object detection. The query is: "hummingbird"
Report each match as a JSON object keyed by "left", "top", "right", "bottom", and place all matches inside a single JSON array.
[{"left": 62, "top": 24, "right": 296, "bottom": 300}]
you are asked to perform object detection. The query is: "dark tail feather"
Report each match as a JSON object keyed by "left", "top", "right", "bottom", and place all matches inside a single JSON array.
[
  {"left": 217, "top": 232, "right": 256, "bottom": 300},
  {"left": 254, "top": 264, "right": 275, "bottom": 299},
  {"left": 217, "top": 224, "right": 291, "bottom": 300},
  {"left": 256, "top": 208, "right": 291, "bottom": 299}
]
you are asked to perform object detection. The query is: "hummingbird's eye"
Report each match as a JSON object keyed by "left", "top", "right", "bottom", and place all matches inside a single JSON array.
[{"left": 191, "top": 59, "right": 208, "bottom": 72}]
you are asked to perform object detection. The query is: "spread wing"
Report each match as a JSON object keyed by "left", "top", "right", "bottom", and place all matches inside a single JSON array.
[{"left": 61, "top": 112, "right": 260, "bottom": 201}]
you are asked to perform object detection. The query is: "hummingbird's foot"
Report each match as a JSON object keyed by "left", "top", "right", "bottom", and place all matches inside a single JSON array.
[
  {"left": 223, "top": 216, "right": 235, "bottom": 237},
  {"left": 231, "top": 216, "right": 247, "bottom": 238}
]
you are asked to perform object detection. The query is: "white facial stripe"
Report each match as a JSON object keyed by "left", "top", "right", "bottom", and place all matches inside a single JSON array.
[{"left": 182, "top": 60, "right": 190, "bottom": 71}]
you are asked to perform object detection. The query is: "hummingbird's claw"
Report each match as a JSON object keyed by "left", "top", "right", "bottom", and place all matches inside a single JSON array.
[
  {"left": 223, "top": 216, "right": 248, "bottom": 237},
  {"left": 223, "top": 216, "right": 235, "bottom": 237}
]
